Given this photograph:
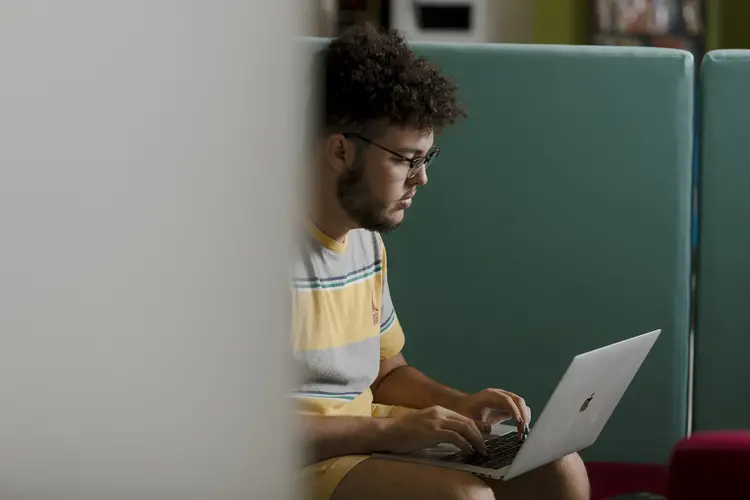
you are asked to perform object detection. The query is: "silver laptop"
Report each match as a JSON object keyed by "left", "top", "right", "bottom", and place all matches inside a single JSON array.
[{"left": 373, "top": 329, "right": 661, "bottom": 481}]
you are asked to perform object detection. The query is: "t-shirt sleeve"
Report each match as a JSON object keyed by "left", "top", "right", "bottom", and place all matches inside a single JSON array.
[{"left": 378, "top": 238, "right": 405, "bottom": 360}]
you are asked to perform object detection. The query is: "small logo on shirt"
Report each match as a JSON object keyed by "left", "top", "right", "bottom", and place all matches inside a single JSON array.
[{"left": 371, "top": 291, "right": 379, "bottom": 326}]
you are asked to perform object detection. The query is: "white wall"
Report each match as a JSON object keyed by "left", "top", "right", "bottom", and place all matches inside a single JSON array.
[
  {"left": 489, "top": 0, "right": 534, "bottom": 43},
  {"left": 309, "top": 0, "right": 534, "bottom": 43},
  {"left": 0, "top": 2, "right": 303, "bottom": 499}
]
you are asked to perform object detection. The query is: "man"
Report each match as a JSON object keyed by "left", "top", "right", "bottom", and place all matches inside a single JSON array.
[{"left": 292, "top": 24, "right": 590, "bottom": 500}]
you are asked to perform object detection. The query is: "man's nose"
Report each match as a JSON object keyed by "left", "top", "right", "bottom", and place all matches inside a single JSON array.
[{"left": 411, "top": 165, "right": 428, "bottom": 187}]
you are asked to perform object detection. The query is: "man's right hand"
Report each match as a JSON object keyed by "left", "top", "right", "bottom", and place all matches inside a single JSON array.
[{"left": 378, "top": 405, "right": 490, "bottom": 456}]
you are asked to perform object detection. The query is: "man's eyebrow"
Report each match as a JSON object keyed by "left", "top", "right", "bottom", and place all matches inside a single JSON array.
[{"left": 395, "top": 147, "right": 422, "bottom": 155}]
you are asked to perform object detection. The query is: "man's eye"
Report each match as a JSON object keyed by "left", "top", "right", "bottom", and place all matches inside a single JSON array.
[{"left": 392, "top": 156, "right": 411, "bottom": 164}]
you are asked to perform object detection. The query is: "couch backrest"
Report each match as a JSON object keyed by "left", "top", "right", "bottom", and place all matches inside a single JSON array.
[
  {"left": 693, "top": 50, "right": 750, "bottom": 432},
  {"left": 302, "top": 38, "right": 695, "bottom": 463},
  {"left": 382, "top": 42, "right": 694, "bottom": 464}
]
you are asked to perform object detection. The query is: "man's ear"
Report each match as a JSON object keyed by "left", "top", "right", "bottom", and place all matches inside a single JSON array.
[{"left": 323, "top": 133, "right": 355, "bottom": 173}]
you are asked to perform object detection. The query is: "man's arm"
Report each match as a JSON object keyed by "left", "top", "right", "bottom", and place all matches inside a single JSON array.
[
  {"left": 371, "top": 241, "right": 528, "bottom": 429},
  {"left": 371, "top": 353, "right": 531, "bottom": 435},
  {"left": 370, "top": 352, "right": 467, "bottom": 411},
  {"left": 300, "top": 415, "right": 386, "bottom": 465},
  {"left": 300, "top": 406, "right": 489, "bottom": 465}
]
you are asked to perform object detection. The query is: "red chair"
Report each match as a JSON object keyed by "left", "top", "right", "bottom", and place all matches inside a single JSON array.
[
  {"left": 586, "top": 462, "right": 668, "bottom": 500},
  {"left": 668, "top": 431, "right": 750, "bottom": 500}
]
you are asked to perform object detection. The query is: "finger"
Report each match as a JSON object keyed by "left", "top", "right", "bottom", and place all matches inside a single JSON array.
[
  {"left": 522, "top": 404, "right": 531, "bottom": 427},
  {"left": 474, "top": 419, "right": 492, "bottom": 436},
  {"left": 510, "top": 396, "right": 531, "bottom": 437},
  {"left": 483, "top": 409, "right": 513, "bottom": 425},
  {"left": 499, "top": 394, "right": 525, "bottom": 437},
  {"left": 441, "top": 418, "right": 487, "bottom": 455},
  {"left": 425, "top": 406, "right": 486, "bottom": 452},
  {"left": 441, "top": 408, "right": 491, "bottom": 441},
  {"left": 433, "top": 405, "right": 490, "bottom": 434},
  {"left": 479, "top": 390, "right": 525, "bottom": 434},
  {"left": 437, "top": 429, "right": 477, "bottom": 455},
  {"left": 464, "top": 417, "right": 492, "bottom": 436},
  {"left": 497, "top": 391, "right": 526, "bottom": 418},
  {"left": 509, "top": 395, "right": 530, "bottom": 427}
]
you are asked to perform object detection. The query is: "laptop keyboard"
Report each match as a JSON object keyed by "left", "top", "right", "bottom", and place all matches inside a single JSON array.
[{"left": 439, "top": 432, "right": 523, "bottom": 470}]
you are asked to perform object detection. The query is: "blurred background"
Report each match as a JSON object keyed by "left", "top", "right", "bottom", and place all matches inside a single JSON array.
[
  {"left": 309, "top": 0, "right": 750, "bottom": 64},
  {"left": 1, "top": 2, "right": 747, "bottom": 498}
]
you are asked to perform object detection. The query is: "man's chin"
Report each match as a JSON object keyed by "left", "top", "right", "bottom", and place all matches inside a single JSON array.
[
  {"left": 377, "top": 211, "right": 405, "bottom": 233},
  {"left": 347, "top": 207, "right": 405, "bottom": 233}
]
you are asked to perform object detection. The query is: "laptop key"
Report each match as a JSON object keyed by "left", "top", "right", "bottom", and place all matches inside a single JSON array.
[{"left": 440, "top": 433, "right": 522, "bottom": 469}]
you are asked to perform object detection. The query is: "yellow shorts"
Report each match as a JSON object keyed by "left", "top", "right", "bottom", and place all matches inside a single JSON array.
[{"left": 298, "top": 404, "right": 415, "bottom": 500}]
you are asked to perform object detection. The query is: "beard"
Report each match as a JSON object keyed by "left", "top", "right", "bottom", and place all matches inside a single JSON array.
[{"left": 336, "top": 155, "right": 401, "bottom": 233}]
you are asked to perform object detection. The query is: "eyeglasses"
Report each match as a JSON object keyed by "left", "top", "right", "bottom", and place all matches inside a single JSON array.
[{"left": 343, "top": 133, "right": 440, "bottom": 179}]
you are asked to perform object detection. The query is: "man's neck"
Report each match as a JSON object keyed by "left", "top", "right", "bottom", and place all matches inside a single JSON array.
[
  {"left": 310, "top": 192, "right": 353, "bottom": 244},
  {"left": 310, "top": 214, "right": 350, "bottom": 244},
  {"left": 311, "top": 165, "right": 356, "bottom": 243}
]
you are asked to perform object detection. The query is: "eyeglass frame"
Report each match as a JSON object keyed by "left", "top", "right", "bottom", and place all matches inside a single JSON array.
[{"left": 342, "top": 132, "right": 440, "bottom": 179}]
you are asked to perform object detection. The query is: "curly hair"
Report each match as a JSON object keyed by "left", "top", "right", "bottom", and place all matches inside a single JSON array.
[{"left": 317, "top": 23, "right": 466, "bottom": 136}]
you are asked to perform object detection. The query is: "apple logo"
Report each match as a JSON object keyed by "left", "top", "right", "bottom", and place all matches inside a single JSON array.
[{"left": 579, "top": 393, "right": 595, "bottom": 412}]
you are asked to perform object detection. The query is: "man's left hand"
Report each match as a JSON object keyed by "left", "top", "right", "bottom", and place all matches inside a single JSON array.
[{"left": 453, "top": 388, "right": 531, "bottom": 438}]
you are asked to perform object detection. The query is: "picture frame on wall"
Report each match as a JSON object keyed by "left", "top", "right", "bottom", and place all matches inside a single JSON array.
[
  {"left": 590, "top": 0, "right": 705, "bottom": 62},
  {"left": 594, "top": 0, "right": 615, "bottom": 31},
  {"left": 682, "top": 0, "right": 703, "bottom": 35},
  {"left": 593, "top": 34, "right": 645, "bottom": 46},
  {"left": 594, "top": 0, "right": 689, "bottom": 35}
]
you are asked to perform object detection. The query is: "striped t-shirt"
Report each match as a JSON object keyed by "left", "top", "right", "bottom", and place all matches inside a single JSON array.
[{"left": 290, "top": 224, "right": 405, "bottom": 416}]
